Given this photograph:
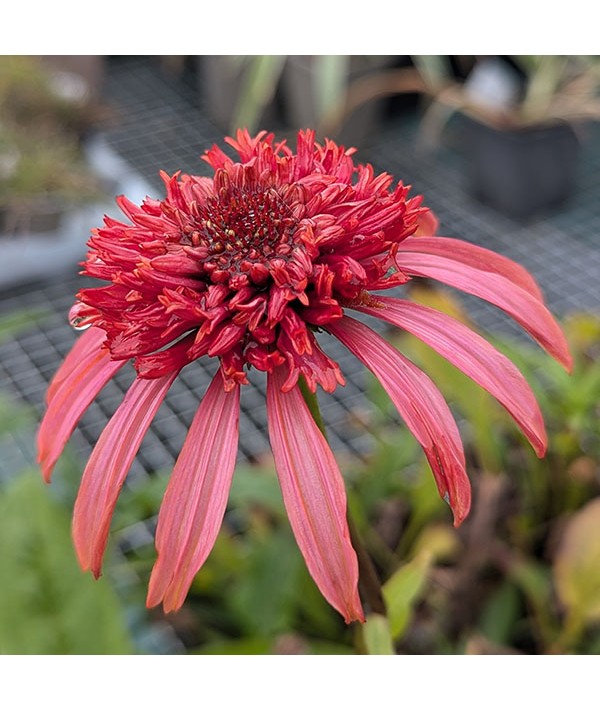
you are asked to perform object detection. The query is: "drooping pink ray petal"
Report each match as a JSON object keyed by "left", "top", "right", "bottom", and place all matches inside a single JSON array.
[
  {"left": 146, "top": 371, "right": 240, "bottom": 613},
  {"left": 72, "top": 372, "right": 177, "bottom": 577},
  {"left": 398, "top": 235, "right": 545, "bottom": 301},
  {"left": 45, "top": 327, "right": 107, "bottom": 404},
  {"left": 329, "top": 316, "right": 471, "bottom": 526},
  {"left": 356, "top": 297, "right": 547, "bottom": 457},
  {"left": 395, "top": 240, "right": 572, "bottom": 371},
  {"left": 266, "top": 366, "right": 364, "bottom": 623},
  {"left": 37, "top": 349, "right": 125, "bottom": 483}
]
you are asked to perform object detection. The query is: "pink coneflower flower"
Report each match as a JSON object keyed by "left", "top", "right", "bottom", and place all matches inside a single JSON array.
[{"left": 37, "top": 129, "right": 571, "bottom": 624}]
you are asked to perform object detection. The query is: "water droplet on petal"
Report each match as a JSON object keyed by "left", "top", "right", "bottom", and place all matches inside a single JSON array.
[
  {"left": 443, "top": 491, "right": 451, "bottom": 506},
  {"left": 69, "top": 303, "right": 92, "bottom": 331}
]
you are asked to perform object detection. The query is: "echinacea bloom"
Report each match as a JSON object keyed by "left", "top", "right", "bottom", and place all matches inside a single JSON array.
[{"left": 37, "top": 129, "right": 571, "bottom": 624}]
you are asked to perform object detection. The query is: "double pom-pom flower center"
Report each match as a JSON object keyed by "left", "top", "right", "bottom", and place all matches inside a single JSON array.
[{"left": 185, "top": 172, "right": 306, "bottom": 290}]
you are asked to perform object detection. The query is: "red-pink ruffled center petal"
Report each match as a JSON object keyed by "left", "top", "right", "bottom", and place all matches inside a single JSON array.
[{"left": 74, "top": 130, "right": 427, "bottom": 392}]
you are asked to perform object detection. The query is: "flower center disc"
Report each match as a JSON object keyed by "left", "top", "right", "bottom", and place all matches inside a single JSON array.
[{"left": 185, "top": 184, "right": 301, "bottom": 284}]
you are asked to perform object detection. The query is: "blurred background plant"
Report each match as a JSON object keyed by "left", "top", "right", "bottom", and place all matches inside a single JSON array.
[
  {"left": 0, "top": 56, "right": 104, "bottom": 235},
  {"left": 195, "top": 55, "right": 600, "bottom": 219},
  {"left": 0, "top": 55, "right": 100, "bottom": 135},
  {"left": 414, "top": 55, "right": 600, "bottom": 133},
  {"left": 412, "top": 55, "right": 600, "bottom": 217},
  {"left": 198, "top": 55, "right": 600, "bottom": 141},
  {"left": 197, "top": 54, "right": 425, "bottom": 146}
]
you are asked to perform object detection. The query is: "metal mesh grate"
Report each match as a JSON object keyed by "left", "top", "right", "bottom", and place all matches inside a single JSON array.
[{"left": 1, "top": 55, "right": 599, "bottom": 480}]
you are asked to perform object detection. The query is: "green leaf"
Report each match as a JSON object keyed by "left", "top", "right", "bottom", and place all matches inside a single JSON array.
[
  {"left": 362, "top": 614, "right": 395, "bottom": 655},
  {"left": 293, "top": 564, "right": 346, "bottom": 638},
  {"left": 412, "top": 523, "right": 459, "bottom": 562},
  {"left": 508, "top": 558, "right": 556, "bottom": 639},
  {"left": 0, "top": 473, "right": 135, "bottom": 654},
  {"left": 228, "top": 527, "right": 303, "bottom": 637},
  {"left": 0, "top": 309, "right": 45, "bottom": 343},
  {"left": 382, "top": 553, "right": 431, "bottom": 640},
  {"left": 478, "top": 581, "right": 522, "bottom": 646},
  {"left": 554, "top": 497, "right": 600, "bottom": 624},
  {"left": 308, "top": 640, "right": 354, "bottom": 655},
  {"left": 313, "top": 55, "right": 350, "bottom": 122},
  {"left": 231, "top": 56, "right": 286, "bottom": 132}
]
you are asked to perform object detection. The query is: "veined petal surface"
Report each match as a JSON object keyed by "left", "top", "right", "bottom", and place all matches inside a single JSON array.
[
  {"left": 267, "top": 366, "right": 364, "bottom": 623},
  {"left": 356, "top": 297, "right": 547, "bottom": 456},
  {"left": 37, "top": 347, "right": 124, "bottom": 482},
  {"left": 72, "top": 372, "right": 177, "bottom": 576},
  {"left": 396, "top": 237, "right": 572, "bottom": 371},
  {"left": 330, "top": 316, "right": 471, "bottom": 525},
  {"left": 147, "top": 372, "right": 240, "bottom": 613}
]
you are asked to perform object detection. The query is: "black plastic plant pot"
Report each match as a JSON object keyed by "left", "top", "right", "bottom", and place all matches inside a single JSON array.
[{"left": 462, "top": 118, "right": 580, "bottom": 219}]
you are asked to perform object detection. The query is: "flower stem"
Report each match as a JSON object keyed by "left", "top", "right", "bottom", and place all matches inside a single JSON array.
[
  {"left": 347, "top": 515, "right": 387, "bottom": 617},
  {"left": 298, "top": 377, "right": 387, "bottom": 618},
  {"left": 298, "top": 377, "right": 328, "bottom": 437}
]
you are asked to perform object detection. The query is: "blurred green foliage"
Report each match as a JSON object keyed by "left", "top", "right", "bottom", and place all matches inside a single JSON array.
[
  {"left": 0, "top": 56, "right": 95, "bottom": 135},
  {"left": 0, "top": 473, "right": 134, "bottom": 654},
  {"left": 0, "top": 127, "right": 101, "bottom": 204},
  {"left": 0, "top": 312, "right": 136, "bottom": 654}
]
